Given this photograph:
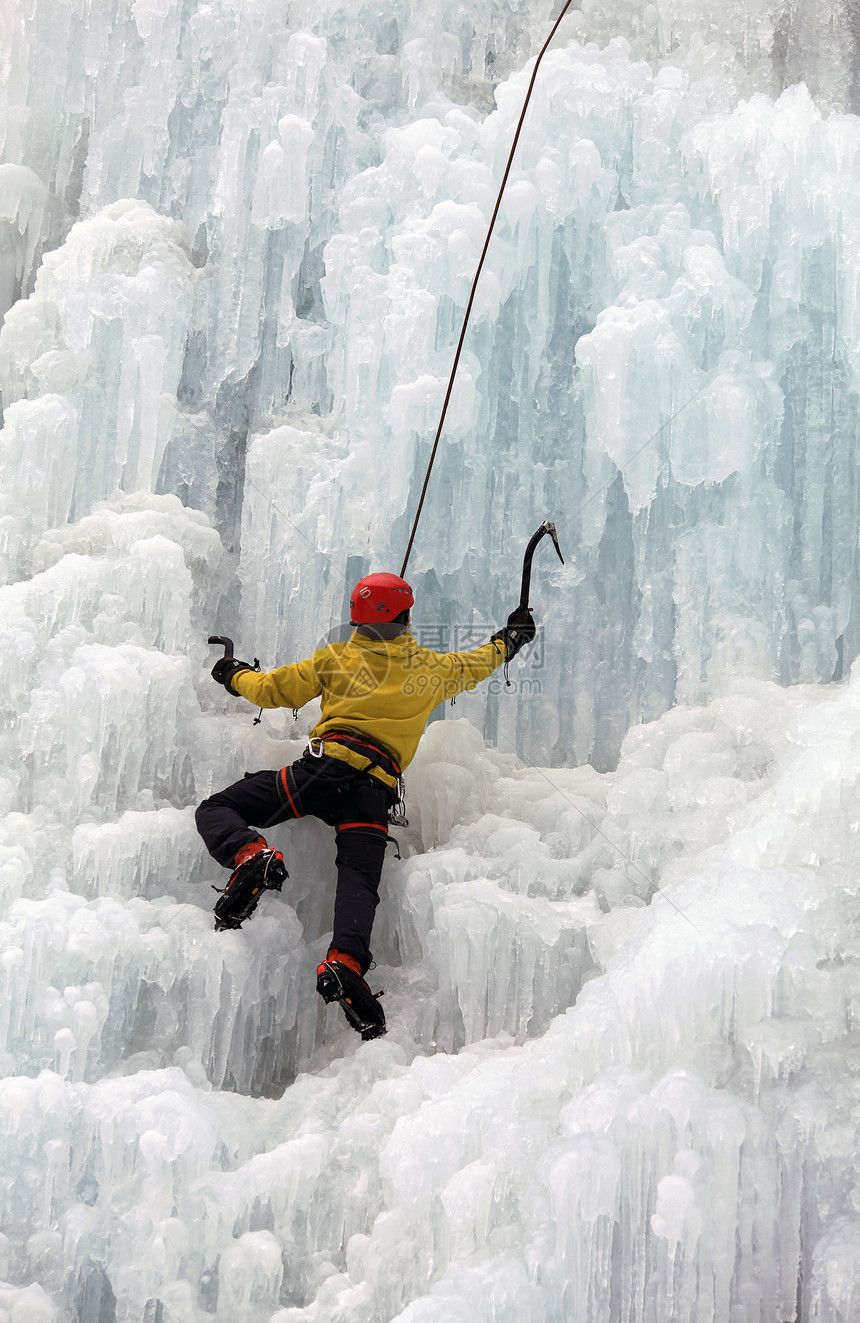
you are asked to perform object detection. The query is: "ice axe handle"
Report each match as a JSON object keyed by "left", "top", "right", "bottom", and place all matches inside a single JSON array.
[
  {"left": 519, "top": 521, "right": 565, "bottom": 608},
  {"left": 208, "top": 636, "right": 234, "bottom": 660}
]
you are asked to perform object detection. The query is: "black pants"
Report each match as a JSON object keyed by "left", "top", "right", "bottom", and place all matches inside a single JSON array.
[{"left": 195, "top": 754, "right": 394, "bottom": 973}]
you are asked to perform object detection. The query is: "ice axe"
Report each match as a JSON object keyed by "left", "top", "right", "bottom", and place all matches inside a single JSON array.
[
  {"left": 208, "top": 635, "right": 261, "bottom": 670},
  {"left": 207, "top": 636, "right": 264, "bottom": 723},
  {"left": 208, "top": 635, "right": 235, "bottom": 659},
  {"left": 518, "top": 521, "right": 564, "bottom": 610}
]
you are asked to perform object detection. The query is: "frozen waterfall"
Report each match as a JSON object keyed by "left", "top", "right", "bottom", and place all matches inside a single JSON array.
[{"left": 1, "top": 0, "right": 859, "bottom": 1320}]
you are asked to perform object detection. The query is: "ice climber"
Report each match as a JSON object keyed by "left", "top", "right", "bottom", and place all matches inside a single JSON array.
[{"left": 196, "top": 572, "right": 536, "bottom": 1040}]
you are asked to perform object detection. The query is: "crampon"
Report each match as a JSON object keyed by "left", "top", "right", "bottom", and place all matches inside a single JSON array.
[
  {"left": 316, "top": 959, "right": 386, "bottom": 1040},
  {"left": 213, "top": 848, "right": 287, "bottom": 931}
]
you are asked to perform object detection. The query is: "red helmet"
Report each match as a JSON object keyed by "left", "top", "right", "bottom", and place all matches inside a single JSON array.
[{"left": 350, "top": 572, "right": 414, "bottom": 624}]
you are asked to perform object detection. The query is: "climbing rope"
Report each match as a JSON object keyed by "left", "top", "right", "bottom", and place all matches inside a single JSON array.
[{"left": 399, "top": 0, "right": 576, "bottom": 578}]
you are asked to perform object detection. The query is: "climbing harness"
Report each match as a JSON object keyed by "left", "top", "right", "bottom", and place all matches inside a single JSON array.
[
  {"left": 399, "top": 0, "right": 576, "bottom": 578},
  {"left": 314, "top": 729, "right": 402, "bottom": 782},
  {"left": 310, "top": 729, "right": 408, "bottom": 829}
]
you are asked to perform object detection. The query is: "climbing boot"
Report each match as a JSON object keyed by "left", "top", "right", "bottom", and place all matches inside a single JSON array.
[
  {"left": 316, "top": 950, "right": 386, "bottom": 1041},
  {"left": 214, "top": 838, "right": 287, "bottom": 931}
]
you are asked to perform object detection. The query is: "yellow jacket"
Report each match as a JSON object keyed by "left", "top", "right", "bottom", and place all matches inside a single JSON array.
[{"left": 233, "top": 630, "right": 506, "bottom": 786}]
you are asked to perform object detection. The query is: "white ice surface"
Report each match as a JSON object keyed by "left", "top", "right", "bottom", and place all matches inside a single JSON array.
[
  {"left": 2, "top": 663, "right": 860, "bottom": 1321},
  {"left": 1, "top": 475, "right": 859, "bottom": 1320},
  {"left": 1, "top": 2, "right": 860, "bottom": 1320},
  {"left": 3, "top": 1, "right": 859, "bottom": 769}
]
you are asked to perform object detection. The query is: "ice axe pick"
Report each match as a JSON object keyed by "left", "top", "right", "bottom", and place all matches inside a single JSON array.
[{"left": 519, "top": 521, "right": 565, "bottom": 610}]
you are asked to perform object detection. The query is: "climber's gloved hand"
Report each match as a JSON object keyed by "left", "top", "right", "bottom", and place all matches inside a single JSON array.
[
  {"left": 491, "top": 606, "right": 537, "bottom": 661},
  {"left": 211, "top": 657, "right": 255, "bottom": 695}
]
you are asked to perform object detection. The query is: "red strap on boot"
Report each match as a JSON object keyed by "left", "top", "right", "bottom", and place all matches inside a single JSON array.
[
  {"left": 319, "top": 948, "right": 362, "bottom": 977},
  {"left": 234, "top": 837, "right": 267, "bottom": 867}
]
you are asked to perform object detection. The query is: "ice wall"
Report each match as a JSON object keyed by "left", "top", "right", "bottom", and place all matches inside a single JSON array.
[
  {"left": 0, "top": 202, "right": 196, "bottom": 581},
  {"left": 253, "top": 49, "right": 860, "bottom": 771},
  {"left": 3, "top": 649, "right": 860, "bottom": 1322},
  {"left": 1, "top": 1, "right": 860, "bottom": 1321},
  {"left": 3, "top": 0, "right": 860, "bottom": 769}
]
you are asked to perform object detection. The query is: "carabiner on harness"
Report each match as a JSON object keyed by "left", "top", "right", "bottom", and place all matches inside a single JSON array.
[{"left": 389, "top": 776, "right": 408, "bottom": 829}]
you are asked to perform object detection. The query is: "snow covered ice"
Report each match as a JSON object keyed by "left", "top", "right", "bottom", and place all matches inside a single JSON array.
[{"left": 1, "top": 0, "right": 860, "bottom": 1319}]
